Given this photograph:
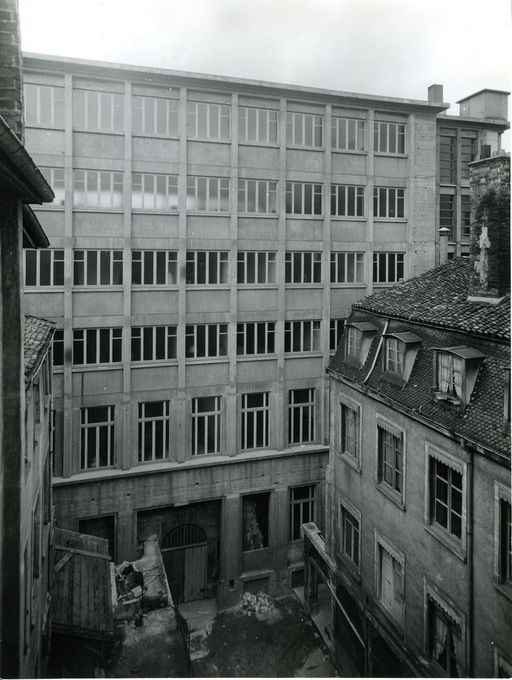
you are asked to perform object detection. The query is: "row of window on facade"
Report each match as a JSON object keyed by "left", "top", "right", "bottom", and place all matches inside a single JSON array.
[
  {"left": 25, "top": 249, "right": 404, "bottom": 288},
  {"left": 439, "top": 193, "right": 471, "bottom": 240},
  {"left": 345, "top": 322, "right": 485, "bottom": 406},
  {"left": 25, "top": 83, "right": 409, "bottom": 153},
  {"left": 53, "top": 386, "right": 317, "bottom": 470},
  {"left": 50, "top": 318, "right": 347, "bottom": 366},
  {"left": 337, "top": 412, "right": 511, "bottom": 677},
  {"left": 439, "top": 127, "right": 478, "bottom": 183},
  {"left": 41, "top": 167, "right": 407, "bottom": 218},
  {"left": 338, "top": 478, "right": 510, "bottom": 678}
]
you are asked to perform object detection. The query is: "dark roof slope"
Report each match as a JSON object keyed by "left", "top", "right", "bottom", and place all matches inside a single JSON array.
[
  {"left": 24, "top": 315, "right": 55, "bottom": 383},
  {"left": 353, "top": 258, "right": 510, "bottom": 341}
]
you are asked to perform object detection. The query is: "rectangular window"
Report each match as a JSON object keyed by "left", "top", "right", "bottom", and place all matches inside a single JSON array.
[
  {"left": 430, "top": 458, "right": 463, "bottom": 539},
  {"left": 186, "top": 251, "right": 229, "bottom": 285},
  {"left": 286, "top": 182, "right": 322, "bottom": 215},
  {"left": 385, "top": 338, "right": 404, "bottom": 374},
  {"left": 242, "top": 493, "right": 269, "bottom": 550},
  {"left": 187, "top": 176, "right": 230, "bottom": 212},
  {"left": 132, "top": 251, "right": 177, "bottom": 285},
  {"left": 132, "top": 173, "right": 178, "bottom": 210},
  {"left": 330, "top": 252, "right": 364, "bottom": 283},
  {"left": 331, "top": 116, "right": 365, "bottom": 151},
  {"left": 40, "top": 167, "right": 65, "bottom": 206},
  {"left": 132, "top": 95, "right": 179, "bottom": 137},
  {"left": 239, "top": 106, "right": 277, "bottom": 145},
  {"left": 24, "top": 249, "right": 64, "bottom": 287},
  {"left": 24, "top": 83, "right": 64, "bottom": 128},
  {"left": 340, "top": 403, "right": 358, "bottom": 458},
  {"left": 286, "top": 111, "right": 323, "bottom": 148},
  {"left": 285, "top": 320, "right": 321, "bottom": 353},
  {"left": 191, "top": 396, "right": 222, "bottom": 455},
  {"left": 187, "top": 101, "right": 230, "bottom": 140},
  {"left": 73, "top": 250, "right": 123, "bottom": 286},
  {"left": 461, "top": 131, "right": 477, "bottom": 180},
  {"left": 373, "top": 252, "right": 404, "bottom": 283},
  {"left": 238, "top": 179, "right": 277, "bottom": 214},
  {"left": 72, "top": 328, "right": 122, "bottom": 365},
  {"left": 436, "top": 352, "right": 463, "bottom": 398},
  {"left": 73, "top": 170, "right": 123, "bottom": 209},
  {"left": 427, "top": 596, "right": 463, "bottom": 676},
  {"left": 285, "top": 251, "right": 322, "bottom": 284},
  {"left": 499, "top": 499, "right": 512, "bottom": 583},
  {"left": 377, "top": 541, "right": 403, "bottom": 622},
  {"left": 331, "top": 184, "right": 364, "bottom": 217},
  {"left": 73, "top": 89, "right": 123, "bottom": 132},
  {"left": 185, "top": 324, "right": 228, "bottom": 359},
  {"left": 237, "top": 251, "right": 276, "bottom": 284},
  {"left": 373, "top": 187, "right": 405, "bottom": 218},
  {"left": 237, "top": 322, "right": 275, "bottom": 355},
  {"left": 241, "top": 392, "right": 269, "bottom": 450},
  {"left": 290, "top": 485, "right": 315, "bottom": 541},
  {"left": 131, "top": 326, "right": 177, "bottom": 362},
  {"left": 340, "top": 504, "right": 360, "bottom": 566},
  {"left": 330, "top": 319, "right": 345, "bottom": 353},
  {"left": 288, "top": 388, "right": 315, "bottom": 445},
  {"left": 374, "top": 121, "right": 406, "bottom": 154},
  {"left": 440, "top": 194, "right": 455, "bottom": 239},
  {"left": 378, "top": 426, "right": 403, "bottom": 494},
  {"left": 347, "top": 326, "right": 361, "bottom": 359},
  {"left": 461, "top": 195, "right": 471, "bottom": 239},
  {"left": 80, "top": 405, "right": 114, "bottom": 469},
  {"left": 439, "top": 129, "right": 456, "bottom": 183},
  {"left": 138, "top": 401, "right": 170, "bottom": 462},
  {"left": 52, "top": 329, "right": 64, "bottom": 367}
]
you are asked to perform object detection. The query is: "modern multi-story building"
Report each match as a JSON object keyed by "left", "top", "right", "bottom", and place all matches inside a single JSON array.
[
  {"left": 20, "top": 52, "right": 506, "bottom": 609},
  {"left": 304, "top": 154, "right": 511, "bottom": 677},
  {"left": 435, "top": 87, "right": 509, "bottom": 260},
  {"left": 0, "top": 2, "right": 55, "bottom": 676}
]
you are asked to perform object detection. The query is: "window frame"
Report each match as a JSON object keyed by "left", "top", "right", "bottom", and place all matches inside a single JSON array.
[
  {"left": 373, "top": 187, "right": 406, "bottom": 219},
  {"left": 285, "top": 182, "right": 323, "bottom": 216},
  {"left": 24, "top": 83, "right": 65, "bottom": 128},
  {"left": 131, "top": 326, "right": 177, "bottom": 363},
  {"left": 339, "top": 498, "right": 361, "bottom": 572},
  {"left": 137, "top": 400, "right": 170, "bottom": 463},
  {"left": 339, "top": 397, "right": 361, "bottom": 471},
  {"left": 73, "top": 88, "right": 124, "bottom": 133},
  {"left": 131, "top": 250, "right": 178, "bottom": 286},
  {"left": 284, "top": 320, "right": 321, "bottom": 354},
  {"left": 238, "top": 106, "right": 278, "bottom": 145},
  {"left": 285, "top": 251, "right": 322, "bottom": 284},
  {"left": 374, "top": 121, "right": 406, "bottom": 155},
  {"left": 376, "top": 417, "right": 406, "bottom": 508},
  {"left": 24, "top": 248, "right": 64, "bottom": 288},
  {"left": 329, "top": 318, "right": 346, "bottom": 354},
  {"left": 375, "top": 532, "right": 405, "bottom": 626},
  {"left": 39, "top": 166, "right": 65, "bottom": 207},
  {"left": 80, "top": 405, "right": 115, "bottom": 470},
  {"left": 72, "top": 328, "right": 122, "bottom": 366},
  {"left": 423, "top": 580, "right": 466, "bottom": 678},
  {"left": 330, "top": 251, "right": 365, "bottom": 284},
  {"left": 289, "top": 485, "right": 316, "bottom": 542},
  {"left": 288, "top": 387, "right": 316, "bottom": 446},
  {"left": 241, "top": 392, "right": 270, "bottom": 451},
  {"left": 73, "top": 169, "right": 124, "bottom": 209},
  {"left": 286, "top": 111, "right": 323, "bottom": 149},
  {"left": 372, "top": 252, "right": 405, "bottom": 284},
  {"left": 73, "top": 249, "right": 123, "bottom": 287},
  {"left": 237, "top": 251, "right": 277, "bottom": 285},
  {"left": 494, "top": 481, "right": 512, "bottom": 597},
  {"left": 331, "top": 116, "right": 366, "bottom": 152},
  {"left": 131, "top": 172, "right": 179, "bottom": 211},
  {"left": 425, "top": 444, "right": 467, "bottom": 557},
  {"left": 185, "top": 324, "right": 228, "bottom": 360},
  {"left": 330, "top": 184, "right": 365, "bottom": 217},
  {"left": 132, "top": 94, "right": 179, "bottom": 138},
  {"left": 191, "top": 395, "right": 222, "bottom": 456},
  {"left": 238, "top": 178, "right": 278, "bottom": 214},
  {"left": 186, "top": 175, "right": 230, "bottom": 212},
  {"left": 236, "top": 322, "right": 276, "bottom": 356},
  {"left": 187, "top": 100, "right": 230, "bottom": 141},
  {"left": 439, "top": 129, "right": 457, "bottom": 184},
  {"left": 186, "top": 251, "right": 229, "bottom": 286}
]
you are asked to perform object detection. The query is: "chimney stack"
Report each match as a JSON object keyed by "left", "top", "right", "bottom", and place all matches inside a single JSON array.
[
  {"left": 0, "top": 0, "right": 23, "bottom": 141},
  {"left": 428, "top": 84, "right": 444, "bottom": 103},
  {"left": 439, "top": 228, "right": 450, "bottom": 264}
]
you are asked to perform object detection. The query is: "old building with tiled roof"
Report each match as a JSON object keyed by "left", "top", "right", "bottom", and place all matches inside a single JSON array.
[{"left": 302, "top": 154, "right": 511, "bottom": 677}]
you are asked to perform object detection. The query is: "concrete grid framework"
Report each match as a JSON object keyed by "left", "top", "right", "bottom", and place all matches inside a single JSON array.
[{"left": 21, "top": 53, "right": 508, "bottom": 607}]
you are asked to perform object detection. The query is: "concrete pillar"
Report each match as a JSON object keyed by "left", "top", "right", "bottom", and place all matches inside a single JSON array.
[
  {"left": 270, "top": 487, "right": 289, "bottom": 593},
  {"left": 219, "top": 494, "right": 241, "bottom": 603}
]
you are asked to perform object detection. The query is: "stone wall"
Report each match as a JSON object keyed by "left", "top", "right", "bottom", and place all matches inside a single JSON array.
[
  {"left": 469, "top": 154, "right": 510, "bottom": 298},
  {"left": 0, "top": 0, "right": 23, "bottom": 139}
]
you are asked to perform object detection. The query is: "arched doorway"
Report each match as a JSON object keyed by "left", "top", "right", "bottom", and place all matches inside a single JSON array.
[{"left": 161, "top": 524, "right": 208, "bottom": 603}]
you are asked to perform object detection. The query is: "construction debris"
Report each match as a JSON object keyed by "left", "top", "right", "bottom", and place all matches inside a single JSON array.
[{"left": 241, "top": 591, "right": 278, "bottom": 621}]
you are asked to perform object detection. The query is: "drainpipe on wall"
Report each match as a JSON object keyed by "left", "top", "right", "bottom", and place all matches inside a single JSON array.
[
  {"left": 439, "top": 227, "right": 450, "bottom": 265},
  {"left": 465, "top": 441, "right": 474, "bottom": 677}
]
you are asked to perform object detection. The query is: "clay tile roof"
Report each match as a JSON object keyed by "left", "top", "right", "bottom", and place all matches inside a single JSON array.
[
  {"left": 24, "top": 315, "right": 55, "bottom": 383},
  {"left": 354, "top": 258, "right": 510, "bottom": 341}
]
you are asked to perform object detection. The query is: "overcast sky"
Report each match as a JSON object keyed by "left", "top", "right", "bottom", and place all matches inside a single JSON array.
[{"left": 19, "top": 0, "right": 510, "bottom": 144}]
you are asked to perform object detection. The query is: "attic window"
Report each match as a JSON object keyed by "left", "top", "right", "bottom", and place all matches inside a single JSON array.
[
  {"left": 383, "top": 332, "right": 421, "bottom": 384},
  {"left": 345, "top": 321, "right": 377, "bottom": 366},
  {"left": 433, "top": 346, "right": 485, "bottom": 406}
]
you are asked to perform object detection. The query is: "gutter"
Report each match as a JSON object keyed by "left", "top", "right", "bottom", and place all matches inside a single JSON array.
[
  {"left": 0, "top": 115, "right": 54, "bottom": 203},
  {"left": 22, "top": 205, "right": 50, "bottom": 248}
]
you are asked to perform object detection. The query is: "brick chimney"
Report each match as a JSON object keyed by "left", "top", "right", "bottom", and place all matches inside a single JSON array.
[
  {"left": 467, "top": 154, "right": 511, "bottom": 301},
  {"left": 0, "top": 0, "right": 23, "bottom": 141}
]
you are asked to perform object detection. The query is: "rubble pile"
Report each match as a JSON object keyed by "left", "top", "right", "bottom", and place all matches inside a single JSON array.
[{"left": 241, "top": 591, "right": 276, "bottom": 618}]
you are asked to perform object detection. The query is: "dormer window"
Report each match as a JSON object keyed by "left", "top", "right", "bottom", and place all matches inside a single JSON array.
[
  {"left": 345, "top": 321, "right": 377, "bottom": 366},
  {"left": 433, "top": 346, "right": 485, "bottom": 406},
  {"left": 383, "top": 332, "right": 421, "bottom": 384}
]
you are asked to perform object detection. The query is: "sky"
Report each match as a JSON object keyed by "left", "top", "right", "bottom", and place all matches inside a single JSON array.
[{"left": 19, "top": 0, "right": 511, "bottom": 144}]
